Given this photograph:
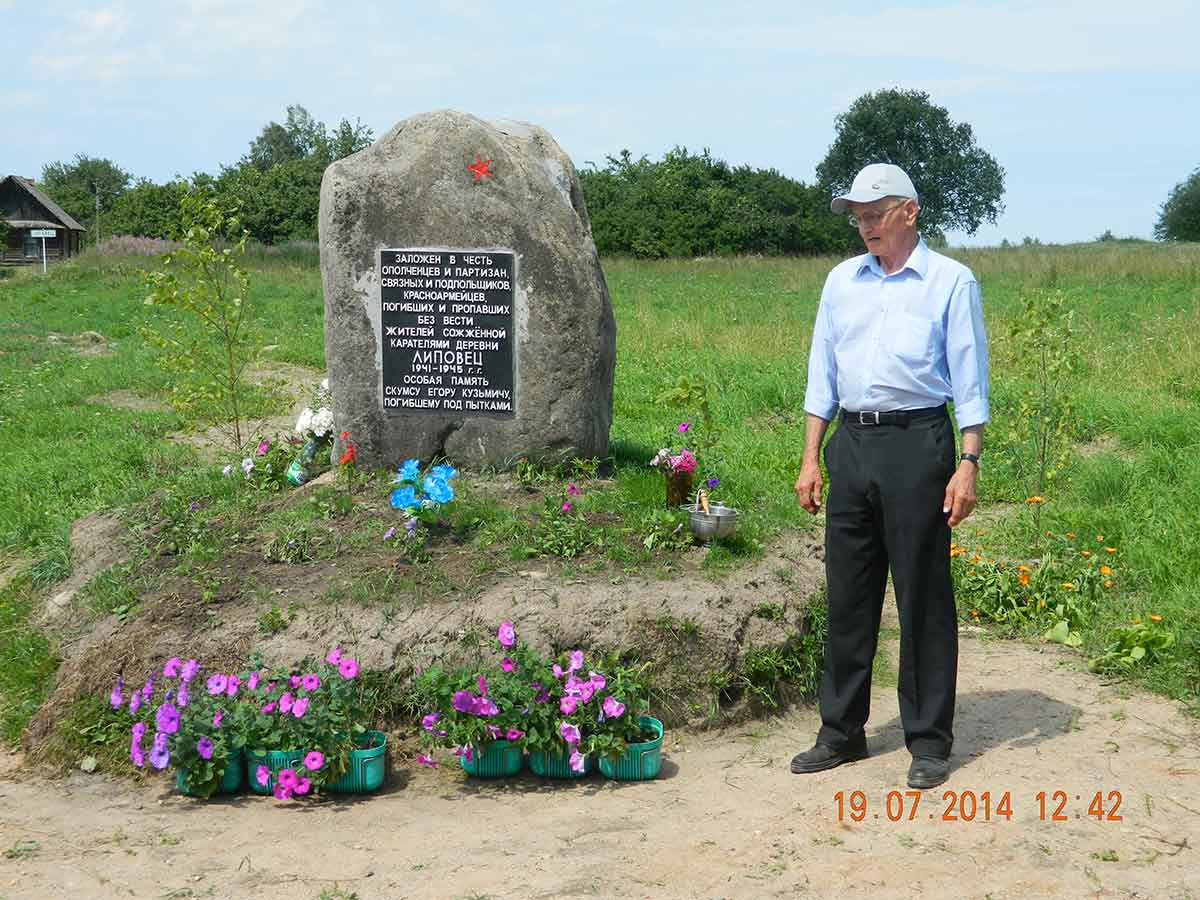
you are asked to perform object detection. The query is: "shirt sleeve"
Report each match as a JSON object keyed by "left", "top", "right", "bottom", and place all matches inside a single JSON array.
[
  {"left": 802, "top": 276, "right": 839, "bottom": 421},
  {"left": 945, "top": 277, "right": 989, "bottom": 429}
]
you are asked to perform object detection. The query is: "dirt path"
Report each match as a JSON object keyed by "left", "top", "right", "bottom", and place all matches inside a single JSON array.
[{"left": 2, "top": 616, "right": 1196, "bottom": 900}]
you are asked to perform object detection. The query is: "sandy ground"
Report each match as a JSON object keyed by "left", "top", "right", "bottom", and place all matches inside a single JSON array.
[{"left": 2, "top": 617, "right": 1197, "bottom": 900}]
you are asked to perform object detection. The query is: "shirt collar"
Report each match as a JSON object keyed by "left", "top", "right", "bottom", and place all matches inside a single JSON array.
[{"left": 856, "top": 236, "right": 930, "bottom": 280}]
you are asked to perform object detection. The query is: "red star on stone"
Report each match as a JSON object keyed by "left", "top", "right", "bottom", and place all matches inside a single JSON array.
[{"left": 467, "top": 155, "right": 493, "bottom": 182}]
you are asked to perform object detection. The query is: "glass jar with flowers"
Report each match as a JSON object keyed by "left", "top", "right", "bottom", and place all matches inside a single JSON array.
[
  {"left": 650, "top": 423, "right": 698, "bottom": 508},
  {"left": 287, "top": 379, "right": 335, "bottom": 486}
]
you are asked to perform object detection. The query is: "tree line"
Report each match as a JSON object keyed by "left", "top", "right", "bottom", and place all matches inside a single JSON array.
[{"left": 47, "top": 90, "right": 1196, "bottom": 253}]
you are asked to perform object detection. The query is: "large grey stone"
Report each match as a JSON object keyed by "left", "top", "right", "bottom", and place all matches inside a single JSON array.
[{"left": 319, "top": 109, "right": 616, "bottom": 470}]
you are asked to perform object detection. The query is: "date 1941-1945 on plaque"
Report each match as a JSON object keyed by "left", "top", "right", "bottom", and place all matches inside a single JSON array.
[{"left": 834, "top": 789, "right": 1124, "bottom": 823}]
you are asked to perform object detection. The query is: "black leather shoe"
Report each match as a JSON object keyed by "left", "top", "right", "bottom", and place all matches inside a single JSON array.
[
  {"left": 906, "top": 756, "right": 950, "bottom": 789},
  {"left": 790, "top": 736, "right": 868, "bottom": 774}
]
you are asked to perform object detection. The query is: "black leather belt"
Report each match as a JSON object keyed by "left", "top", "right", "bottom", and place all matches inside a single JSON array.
[{"left": 839, "top": 405, "right": 947, "bottom": 426}]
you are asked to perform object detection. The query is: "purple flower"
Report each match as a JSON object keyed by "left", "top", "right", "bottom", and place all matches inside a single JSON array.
[
  {"left": 476, "top": 674, "right": 488, "bottom": 696},
  {"left": 149, "top": 733, "right": 170, "bottom": 770},
  {"left": 273, "top": 784, "right": 293, "bottom": 800},
  {"left": 261, "top": 701, "right": 276, "bottom": 714},
  {"left": 302, "top": 674, "right": 320, "bottom": 692},
  {"left": 500, "top": 657, "right": 516, "bottom": 673},
  {"left": 291, "top": 697, "right": 309, "bottom": 718},
  {"left": 453, "top": 745, "right": 474, "bottom": 763},
  {"left": 289, "top": 675, "right": 302, "bottom": 689},
  {"left": 706, "top": 477, "right": 720, "bottom": 489},
  {"left": 304, "top": 751, "right": 324, "bottom": 771},
  {"left": 247, "top": 671, "right": 259, "bottom": 691},
  {"left": 421, "top": 712, "right": 441, "bottom": 732},
  {"left": 141, "top": 679, "right": 154, "bottom": 702},
  {"left": 338, "top": 657, "right": 359, "bottom": 679},
  {"left": 205, "top": 673, "right": 228, "bottom": 696},
  {"left": 279, "top": 692, "right": 294, "bottom": 714},
  {"left": 277, "top": 768, "right": 298, "bottom": 789},
  {"left": 383, "top": 526, "right": 396, "bottom": 541},
  {"left": 225, "top": 675, "right": 240, "bottom": 697},
  {"left": 497, "top": 620, "right": 516, "bottom": 648},
  {"left": 212, "top": 710, "right": 223, "bottom": 728},
  {"left": 155, "top": 703, "right": 180, "bottom": 734},
  {"left": 559, "top": 722, "right": 581, "bottom": 745},
  {"left": 295, "top": 777, "right": 311, "bottom": 795},
  {"left": 559, "top": 696, "right": 578, "bottom": 715},
  {"left": 552, "top": 664, "right": 564, "bottom": 680},
  {"left": 566, "top": 483, "right": 581, "bottom": 496},
  {"left": 326, "top": 647, "right": 343, "bottom": 665},
  {"left": 130, "top": 747, "right": 145, "bottom": 768},
  {"left": 196, "top": 737, "right": 213, "bottom": 760},
  {"left": 678, "top": 422, "right": 690, "bottom": 433},
  {"left": 568, "top": 650, "right": 584, "bottom": 673},
  {"left": 176, "top": 684, "right": 189, "bottom": 708},
  {"left": 602, "top": 696, "right": 626, "bottom": 719},
  {"left": 589, "top": 671, "right": 607, "bottom": 692},
  {"left": 416, "top": 753, "right": 438, "bottom": 768},
  {"left": 256, "top": 439, "right": 269, "bottom": 456},
  {"left": 109, "top": 675, "right": 123, "bottom": 710},
  {"left": 452, "top": 691, "right": 474, "bottom": 713},
  {"left": 131, "top": 722, "right": 146, "bottom": 743},
  {"left": 485, "top": 724, "right": 502, "bottom": 740},
  {"left": 472, "top": 697, "right": 499, "bottom": 717},
  {"left": 506, "top": 728, "right": 524, "bottom": 741},
  {"left": 561, "top": 500, "right": 572, "bottom": 512},
  {"left": 180, "top": 659, "right": 199, "bottom": 682},
  {"left": 256, "top": 764, "right": 270, "bottom": 787},
  {"left": 163, "top": 657, "right": 181, "bottom": 678},
  {"left": 128, "top": 692, "right": 141, "bottom": 715},
  {"left": 569, "top": 750, "right": 586, "bottom": 773},
  {"left": 404, "top": 517, "right": 418, "bottom": 536}
]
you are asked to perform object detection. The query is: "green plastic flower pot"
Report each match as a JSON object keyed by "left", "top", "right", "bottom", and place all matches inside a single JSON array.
[
  {"left": 528, "top": 749, "right": 593, "bottom": 779},
  {"left": 245, "top": 748, "right": 303, "bottom": 795},
  {"left": 599, "top": 717, "right": 664, "bottom": 781},
  {"left": 176, "top": 748, "right": 245, "bottom": 797},
  {"left": 459, "top": 739, "right": 523, "bottom": 778},
  {"left": 327, "top": 731, "right": 388, "bottom": 793}
]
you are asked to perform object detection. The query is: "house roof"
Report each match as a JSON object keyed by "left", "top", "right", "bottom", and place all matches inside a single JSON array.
[{"left": 1, "top": 175, "right": 86, "bottom": 231}]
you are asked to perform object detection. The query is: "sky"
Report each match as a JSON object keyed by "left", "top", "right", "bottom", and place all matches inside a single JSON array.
[{"left": 2, "top": 0, "right": 1197, "bottom": 247}]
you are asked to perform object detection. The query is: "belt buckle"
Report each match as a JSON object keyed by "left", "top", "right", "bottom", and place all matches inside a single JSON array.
[{"left": 858, "top": 411, "right": 880, "bottom": 425}]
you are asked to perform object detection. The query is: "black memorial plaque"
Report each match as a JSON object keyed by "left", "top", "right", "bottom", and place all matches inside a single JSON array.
[{"left": 380, "top": 249, "right": 515, "bottom": 418}]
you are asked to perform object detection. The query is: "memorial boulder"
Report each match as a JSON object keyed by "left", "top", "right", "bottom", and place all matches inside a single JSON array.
[{"left": 319, "top": 110, "right": 616, "bottom": 469}]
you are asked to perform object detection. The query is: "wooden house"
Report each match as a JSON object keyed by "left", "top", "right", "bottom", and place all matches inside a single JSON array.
[{"left": 1, "top": 175, "right": 86, "bottom": 266}]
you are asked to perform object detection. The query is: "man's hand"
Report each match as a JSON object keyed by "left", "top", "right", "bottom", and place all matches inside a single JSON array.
[
  {"left": 794, "top": 460, "right": 823, "bottom": 514},
  {"left": 942, "top": 462, "right": 978, "bottom": 527}
]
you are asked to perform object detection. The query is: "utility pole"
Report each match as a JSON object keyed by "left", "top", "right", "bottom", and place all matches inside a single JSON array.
[{"left": 94, "top": 186, "right": 101, "bottom": 246}]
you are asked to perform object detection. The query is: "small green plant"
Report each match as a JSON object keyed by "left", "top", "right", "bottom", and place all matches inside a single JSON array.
[
  {"left": 658, "top": 373, "right": 720, "bottom": 452},
  {"left": 1090, "top": 618, "right": 1175, "bottom": 674},
  {"left": 262, "top": 525, "right": 318, "bottom": 563},
  {"left": 753, "top": 602, "right": 785, "bottom": 621},
  {"left": 639, "top": 509, "right": 691, "bottom": 553},
  {"left": 520, "top": 486, "right": 599, "bottom": 559},
  {"left": 4, "top": 839, "right": 40, "bottom": 859},
  {"left": 142, "top": 190, "right": 261, "bottom": 451},
  {"left": 257, "top": 602, "right": 291, "bottom": 635}
]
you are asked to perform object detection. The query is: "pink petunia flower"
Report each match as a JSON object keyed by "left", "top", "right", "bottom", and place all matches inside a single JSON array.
[
  {"left": 476, "top": 674, "right": 488, "bottom": 696},
  {"left": 560, "top": 696, "right": 578, "bottom": 715},
  {"left": 279, "top": 692, "right": 294, "bottom": 714},
  {"left": 569, "top": 750, "right": 586, "bottom": 773},
  {"left": 559, "top": 722, "right": 581, "bottom": 745},
  {"left": 256, "top": 765, "right": 270, "bottom": 787},
  {"left": 422, "top": 712, "right": 440, "bottom": 732},
  {"left": 277, "top": 768, "right": 299, "bottom": 789},
  {"left": 273, "top": 784, "right": 292, "bottom": 800},
  {"left": 338, "top": 657, "right": 359, "bottom": 679},
  {"left": 205, "top": 673, "right": 228, "bottom": 696},
  {"left": 162, "top": 657, "right": 181, "bottom": 678},
  {"left": 295, "top": 777, "right": 311, "bottom": 795},
  {"left": 416, "top": 753, "right": 438, "bottom": 768},
  {"left": 552, "top": 664, "right": 564, "bottom": 679},
  {"left": 561, "top": 501, "right": 571, "bottom": 512},
  {"left": 677, "top": 422, "right": 690, "bottom": 433},
  {"left": 302, "top": 674, "right": 320, "bottom": 692},
  {"left": 291, "top": 697, "right": 309, "bottom": 718},
  {"left": 304, "top": 751, "right": 324, "bottom": 771},
  {"left": 247, "top": 671, "right": 259, "bottom": 691},
  {"left": 566, "top": 483, "right": 581, "bottom": 496},
  {"left": 212, "top": 710, "right": 223, "bottom": 728},
  {"left": 496, "top": 620, "right": 516, "bottom": 648},
  {"left": 602, "top": 696, "right": 626, "bottom": 719},
  {"left": 326, "top": 647, "right": 343, "bottom": 665},
  {"left": 256, "top": 439, "right": 269, "bottom": 456},
  {"left": 261, "top": 701, "right": 276, "bottom": 714},
  {"left": 500, "top": 657, "right": 516, "bottom": 673},
  {"left": 568, "top": 650, "right": 584, "bottom": 673},
  {"left": 506, "top": 728, "right": 524, "bottom": 741}
]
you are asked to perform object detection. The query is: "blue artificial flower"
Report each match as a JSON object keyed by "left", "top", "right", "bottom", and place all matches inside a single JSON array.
[
  {"left": 432, "top": 463, "right": 458, "bottom": 481},
  {"left": 397, "top": 458, "right": 421, "bottom": 482},
  {"left": 390, "top": 486, "right": 418, "bottom": 511},
  {"left": 423, "top": 474, "right": 454, "bottom": 505}
]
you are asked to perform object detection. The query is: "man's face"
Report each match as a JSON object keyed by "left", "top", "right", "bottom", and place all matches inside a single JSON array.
[{"left": 848, "top": 196, "right": 917, "bottom": 259}]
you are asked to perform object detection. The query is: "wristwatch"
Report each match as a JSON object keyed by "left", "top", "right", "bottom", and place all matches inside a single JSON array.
[{"left": 959, "top": 452, "right": 981, "bottom": 468}]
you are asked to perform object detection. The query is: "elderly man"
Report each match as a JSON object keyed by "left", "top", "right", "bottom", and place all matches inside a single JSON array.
[{"left": 790, "top": 163, "right": 988, "bottom": 789}]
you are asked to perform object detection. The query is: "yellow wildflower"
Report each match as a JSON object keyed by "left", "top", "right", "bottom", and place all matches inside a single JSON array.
[
  {"left": 1104, "top": 546, "right": 1116, "bottom": 554},
  {"left": 1061, "top": 582, "right": 1075, "bottom": 590},
  {"left": 1026, "top": 496, "right": 1045, "bottom": 504},
  {"left": 1099, "top": 565, "right": 1112, "bottom": 576},
  {"left": 1149, "top": 614, "right": 1162, "bottom": 622}
]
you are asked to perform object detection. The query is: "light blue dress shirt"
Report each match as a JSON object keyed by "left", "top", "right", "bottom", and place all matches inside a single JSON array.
[{"left": 802, "top": 238, "right": 989, "bottom": 430}]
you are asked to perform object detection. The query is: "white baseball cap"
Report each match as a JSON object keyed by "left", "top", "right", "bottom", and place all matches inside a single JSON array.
[{"left": 830, "top": 163, "right": 919, "bottom": 214}]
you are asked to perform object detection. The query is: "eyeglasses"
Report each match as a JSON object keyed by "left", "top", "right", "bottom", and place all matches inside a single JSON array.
[{"left": 848, "top": 200, "right": 909, "bottom": 229}]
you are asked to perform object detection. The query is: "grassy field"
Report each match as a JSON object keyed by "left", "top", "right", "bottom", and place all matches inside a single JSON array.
[{"left": 1, "top": 240, "right": 1197, "bottom": 747}]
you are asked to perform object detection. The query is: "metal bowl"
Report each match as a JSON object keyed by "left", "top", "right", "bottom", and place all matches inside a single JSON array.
[{"left": 683, "top": 503, "right": 738, "bottom": 542}]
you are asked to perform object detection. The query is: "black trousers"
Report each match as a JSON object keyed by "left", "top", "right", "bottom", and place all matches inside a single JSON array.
[{"left": 816, "top": 408, "right": 958, "bottom": 760}]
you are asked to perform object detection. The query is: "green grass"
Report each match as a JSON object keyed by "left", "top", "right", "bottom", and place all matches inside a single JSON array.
[{"left": 1, "top": 240, "right": 1198, "bottom": 745}]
